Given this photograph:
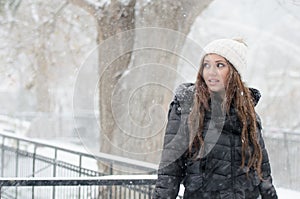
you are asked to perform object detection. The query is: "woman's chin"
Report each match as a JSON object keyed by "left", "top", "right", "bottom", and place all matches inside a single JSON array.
[{"left": 208, "top": 87, "right": 225, "bottom": 94}]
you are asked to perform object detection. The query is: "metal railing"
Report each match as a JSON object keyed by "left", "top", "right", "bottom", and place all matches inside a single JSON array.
[
  {"left": 0, "top": 131, "right": 157, "bottom": 177},
  {"left": 263, "top": 128, "right": 300, "bottom": 191},
  {"left": 4, "top": 127, "right": 298, "bottom": 198},
  {"left": 0, "top": 131, "right": 159, "bottom": 198}
]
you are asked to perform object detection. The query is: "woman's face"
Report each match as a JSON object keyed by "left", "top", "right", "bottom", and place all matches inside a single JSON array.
[{"left": 202, "top": 53, "right": 230, "bottom": 94}]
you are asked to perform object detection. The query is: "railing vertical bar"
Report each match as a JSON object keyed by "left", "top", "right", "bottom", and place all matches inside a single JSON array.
[
  {"left": 16, "top": 140, "right": 19, "bottom": 177},
  {"left": 129, "top": 185, "right": 131, "bottom": 199},
  {"left": 52, "top": 148, "right": 57, "bottom": 199},
  {"left": 108, "top": 185, "right": 111, "bottom": 199},
  {"left": 139, "top": 185, "right": 142, "bottom": 199},
  {"left": 32, "top": 145, "right": 37, "bottom": 199},
  {"left": 15, "top": 140, "right": 19, "bottom": 199},
  {"left": 32, "top": 145, "right": 37, "bottom": 176},
  {"left": 109, "top": 162, "right": 113, "bottom": 175},
  {"left": 79, "top": 155, "right": 82, "bottom": 176},
  {"left": 53, "top": 149, "right": 57, "bottom": 176},
  {"left": 109, "top": 162, "right": 113, "bottom": 199},
  {"left": 79, "top": 155, "right": 82, "bottom": 199},
  {"left": 123, "top": 185, "right": 126, "bottom": 199}
]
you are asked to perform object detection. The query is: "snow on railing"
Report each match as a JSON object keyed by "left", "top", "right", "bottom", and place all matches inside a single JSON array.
[
  {"left": 0, "top": 175, "right": 159, "bottom": 199},
  {"left": 0, "top": 175, "right": 157, "bottom": 186}
]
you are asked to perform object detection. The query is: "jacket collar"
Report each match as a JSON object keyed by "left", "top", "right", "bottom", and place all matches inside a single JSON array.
[{"left": 174, "top": 83, "right": 261, "bottom": 107}]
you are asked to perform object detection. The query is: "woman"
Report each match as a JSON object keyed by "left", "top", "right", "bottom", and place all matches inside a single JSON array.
[{"left": 152, "top": 38, "right": 277, "bottom": 199}]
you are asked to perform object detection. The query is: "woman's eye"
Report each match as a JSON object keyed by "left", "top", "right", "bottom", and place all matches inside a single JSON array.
[
  {"left": 217, "top": 63, "right": 225, "bottom": 68},
  {"left": 203, "top": 63, "right": 209, "bottom": 68}
]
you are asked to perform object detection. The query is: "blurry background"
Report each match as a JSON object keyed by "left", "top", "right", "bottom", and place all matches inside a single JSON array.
[{"left": 0, "top": 0, "right": 299, "bottom": 193}]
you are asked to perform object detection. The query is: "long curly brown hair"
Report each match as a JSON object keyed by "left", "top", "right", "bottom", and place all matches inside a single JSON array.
[{"left": 188, "top": 56, "right": 263, "bottom": 178}]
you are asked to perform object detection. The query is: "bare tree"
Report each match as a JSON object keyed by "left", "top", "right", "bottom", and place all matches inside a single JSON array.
[{"left": 0, "top": 0, "right": 97, "bottom": 137}]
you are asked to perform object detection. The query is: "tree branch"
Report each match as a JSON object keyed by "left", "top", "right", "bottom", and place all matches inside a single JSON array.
[{"left": 67, "top": 0, "right": 104, "bottom": 16}]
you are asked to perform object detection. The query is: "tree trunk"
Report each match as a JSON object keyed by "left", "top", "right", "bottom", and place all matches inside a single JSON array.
[
  {"left": 97, "top": 0, "right": 136, "bottom": 174},
  {"left": 97, "top": 0, "right": 213, "bottom": 172},
  {"left": 69, "top": 0, "right": 213, "bottom": 174}
]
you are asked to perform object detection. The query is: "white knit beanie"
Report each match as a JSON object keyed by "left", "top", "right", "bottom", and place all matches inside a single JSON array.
[{"left": 200, "top": 38, "right": 248, "bottom": 75}]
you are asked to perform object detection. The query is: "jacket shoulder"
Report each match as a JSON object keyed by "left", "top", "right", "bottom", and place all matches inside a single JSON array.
[
  {"left": 174, "top": 83, "right": 195, "bottom": 113},
  {"left": 249, "top": 88, "right": 261, "bottom": 106},
  {"left": 174, "top": 83, "right": 195, "bottom": 101}
]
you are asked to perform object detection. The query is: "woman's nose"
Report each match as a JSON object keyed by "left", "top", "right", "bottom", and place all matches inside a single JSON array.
[{"left": 208, "top": 66, "right": 217, "bottom": 75}]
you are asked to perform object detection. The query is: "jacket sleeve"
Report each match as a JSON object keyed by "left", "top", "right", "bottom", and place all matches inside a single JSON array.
[
  {"left": 256, "top": 115, "right": 278, "bottom": 199},
  {"left": 152, "top": 96, "right": 188, "bottom": 199}
]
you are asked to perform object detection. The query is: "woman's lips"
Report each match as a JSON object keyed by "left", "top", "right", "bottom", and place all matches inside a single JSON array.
[{"left": 208, "top": 79, "right": 220, "bottom": 85}]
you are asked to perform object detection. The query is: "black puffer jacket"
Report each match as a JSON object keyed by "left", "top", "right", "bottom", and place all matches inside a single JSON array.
[{"left": 152, "top": 83, "right": 277, "bottom": 199}]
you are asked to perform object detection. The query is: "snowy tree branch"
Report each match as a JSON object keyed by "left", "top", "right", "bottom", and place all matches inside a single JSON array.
[{"left": 67, "top": 0, "right": 104, "bottom": 16}]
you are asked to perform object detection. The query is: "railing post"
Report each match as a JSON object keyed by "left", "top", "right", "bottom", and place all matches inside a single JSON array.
[
  {"left": 110, "top": 162, "right": 113, "bottom": 175},
  {"left": 32, "top": 145, "right": 37, "bottom": 199},
  {"left": 78, "top": 154, "right": 82, "bottom": 199},
  {"left": 32, "top": 146, "right": 37, "bottom": 177},
  {"left": 15, "top": 140, "right": 20, "bottom": 199},
  {"left": 79, "top": 155, "right": 82, "bottom": 177},
  {"left": 16, "top": 140, "right": 19, "bottom": 177},
  {"left": 52, "top": 148, "right": 57, "bottom": 199},
  {"left": 109, "top": 162, "right": 113, "bottom": 199},
  {"left": 53, "top": 148, "right": 57, "bottom": 177}
]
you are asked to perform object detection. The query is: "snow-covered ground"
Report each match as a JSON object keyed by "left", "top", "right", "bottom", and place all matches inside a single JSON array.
[{"left": 277, "top": 187, "right": 300, "bottom": 198}]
